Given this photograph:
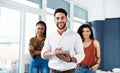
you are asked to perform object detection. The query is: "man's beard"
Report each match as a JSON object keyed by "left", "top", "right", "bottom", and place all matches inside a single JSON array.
[{"left": 57, "top": 23, "right": 66, "bottom": 29}]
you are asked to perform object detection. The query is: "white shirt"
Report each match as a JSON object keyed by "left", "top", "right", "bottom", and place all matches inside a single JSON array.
[{"left": 41, "top": 28, "right": 84, "bottom": 71}]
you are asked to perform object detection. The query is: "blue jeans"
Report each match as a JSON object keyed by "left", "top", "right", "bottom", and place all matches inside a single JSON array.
[
  {"left": 75, "top": 66, "right": 96, "bottom": 73},
  {"left": 29, "top": 56, "right": 50, "bottom": 73}
]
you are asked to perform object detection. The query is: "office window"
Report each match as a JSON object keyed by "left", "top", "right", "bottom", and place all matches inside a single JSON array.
[
  {"left": 47, "top": 0, "right": 70, "bottom": 31},
  {"left": 24, "top": 12, "right": 39, "bottom": 73},
  {"left": 72, "top": 17, "right": 86, "bottom": 32},
  {"left": 46, "top": 8, "right": 57, "bottom": 35},
  {"left": 0, "top": 6, "right": 20, "bottom": 73},
  {"left": 74, "top": 5, "right": 88, "bottom": 21},
  {"left": 47, "top": 0, "right": 70, "bottom": 17},
  {"left": 25, "top": 13, "right": 39, "bottom": 55},
  {"left": 27, "top": 0, "right": 42, "bottom": 8},
  {"left": 12, "top": 0, "right": 41, "bottom": 9},
  {"left": 73, "top": 21, "right": 82, "bottom": 32},
  {"left": 72, "top": 5, "right": 88, "bottom": 32},
  {"left": 0, "top": 0, "right": 44, "bottom": 72}
]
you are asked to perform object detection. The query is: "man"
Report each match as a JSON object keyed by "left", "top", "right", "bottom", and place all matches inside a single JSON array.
[{"left": 41, "top": 8, "right": 84, "bottom": 73}]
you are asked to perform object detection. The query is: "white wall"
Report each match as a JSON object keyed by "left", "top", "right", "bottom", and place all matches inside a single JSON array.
[
  {"left": 74, "top": 0, "right": 120, "bottom": 21},
  {"left": 87, "top": 0, "right": 105, "bottom": 21},
  {"left": 105, "top": 0, "right": 120, "bottom": 18}
]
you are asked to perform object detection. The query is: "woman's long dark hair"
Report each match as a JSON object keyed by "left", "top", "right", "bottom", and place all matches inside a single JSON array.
[
  {"left": 36, "top": 21, "right": 47, "bottom": 36},
  {"left": 77, "top": 24, "right": 94, "bottom": 42}
]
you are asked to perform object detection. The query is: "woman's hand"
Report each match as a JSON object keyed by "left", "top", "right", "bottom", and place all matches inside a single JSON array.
[
  {"left": 90, "top": 64, "right": 99, "bottom": 71},
  {"left": 35, "top": 51, "right": 41, "bottom": 55},
  {"left": 29, "top": 45, "right": 34, "bottom": 51}
]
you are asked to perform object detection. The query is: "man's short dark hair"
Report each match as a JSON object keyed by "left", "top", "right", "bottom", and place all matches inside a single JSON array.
[{"left": 54, "top": 8, "right": 67, "bottom": 17}]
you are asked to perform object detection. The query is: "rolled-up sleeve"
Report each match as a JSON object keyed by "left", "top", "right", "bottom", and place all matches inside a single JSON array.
[
  {"left": 73, "top": 33, "right": 85, "bottom": 64},
  {"left": 41, "top": 36, "right": 51, "bottom": 59}
]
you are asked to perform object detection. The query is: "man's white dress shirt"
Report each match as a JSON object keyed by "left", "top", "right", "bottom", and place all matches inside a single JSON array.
[{"left": 41, "top": 28, "right": 84, "bottom": 71}]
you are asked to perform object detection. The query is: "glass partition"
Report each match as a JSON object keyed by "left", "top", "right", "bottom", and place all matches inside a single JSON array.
[{"left": 0, "top": 6, "right": 20, "bottom": 73}]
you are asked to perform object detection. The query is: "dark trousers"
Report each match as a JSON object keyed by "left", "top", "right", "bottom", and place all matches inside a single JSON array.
[{"left": 50, "top": 69, "right": 74, "bottom": 73}]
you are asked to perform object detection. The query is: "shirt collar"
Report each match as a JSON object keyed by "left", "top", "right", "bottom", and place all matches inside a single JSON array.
[{"left": 56, "top": 28, "right": 70, "bottom": 36}]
